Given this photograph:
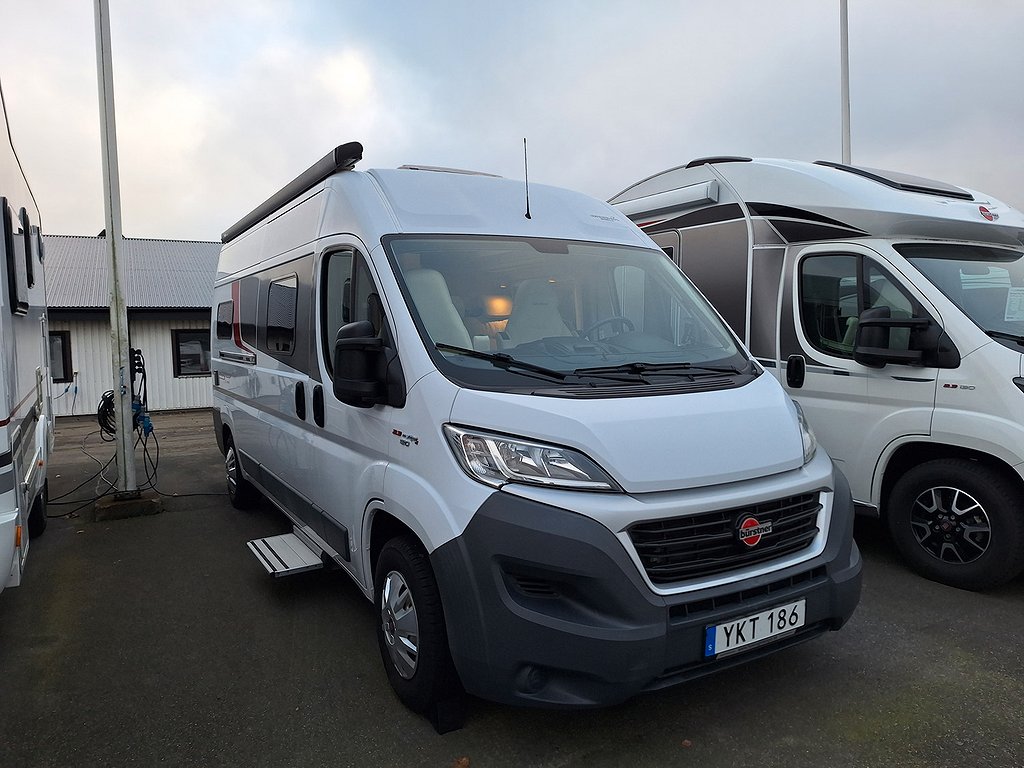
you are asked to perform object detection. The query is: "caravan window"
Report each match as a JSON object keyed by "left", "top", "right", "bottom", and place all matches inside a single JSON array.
[
  {"left": 265, "top": 274, "right": 298, "bottom": 355},
  {"left": 215, "top": 301, "right": 233, "bottom": 339},
  {"left": 2, "top": 198, "right": 28, "bottom": 314}
]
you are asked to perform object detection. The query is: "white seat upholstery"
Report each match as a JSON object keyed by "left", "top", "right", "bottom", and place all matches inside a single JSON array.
[
  {"left": 403, "top": 269, "right": 472, "bottom": 348},
  {"left": 503, "top": 279, "right": 574, "bottom": 346}
]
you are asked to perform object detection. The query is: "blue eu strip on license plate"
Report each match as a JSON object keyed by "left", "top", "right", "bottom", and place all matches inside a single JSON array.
[{"left": 703, "top": 599, "right": 806, "bottom": 657}]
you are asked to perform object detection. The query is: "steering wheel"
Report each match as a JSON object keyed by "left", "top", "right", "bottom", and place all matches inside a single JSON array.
[{"left": 582, "top": 316, "right": 635, "bottom": 340}]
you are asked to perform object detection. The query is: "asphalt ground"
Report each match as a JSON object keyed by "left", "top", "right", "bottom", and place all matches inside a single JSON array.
[{"left": 1, "top": 410, "right": 1022, "bottom": 768}]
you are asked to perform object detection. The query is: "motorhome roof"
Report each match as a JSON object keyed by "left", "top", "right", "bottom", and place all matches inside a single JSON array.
[{"left": 612, "top": 157, "right": 1024, "bottom": 246}]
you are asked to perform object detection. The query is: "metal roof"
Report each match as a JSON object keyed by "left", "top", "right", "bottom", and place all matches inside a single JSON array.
[{"left": 43, "top": 235, "right": 219, "bottom": 309}]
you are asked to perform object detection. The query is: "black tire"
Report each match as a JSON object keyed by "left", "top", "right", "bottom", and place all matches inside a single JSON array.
[
  {"left": 27, "top": 481, "right": 47, "bottom": 538},
  {"left": 887, "top": 458, "right": 1024, "bottom": 590},
  {"left": 224, "top": 435, "right": 259, "bottom": 510},
  {"left": 374, "top": 536, "right": 460, "bottom": 716}
]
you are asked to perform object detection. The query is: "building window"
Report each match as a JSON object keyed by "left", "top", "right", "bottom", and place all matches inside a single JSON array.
[
  {"left": 49, "top": 330, "right": 72, "bottom": 383},
  {"left": 172, "top": 329, "right": 211, "bottom": 377}
]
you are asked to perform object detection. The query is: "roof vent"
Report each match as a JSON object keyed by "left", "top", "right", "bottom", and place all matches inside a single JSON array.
[
  {"left": 814, "top": 161, "right": 974, "bottom": 201},
  {"left": 685, "top": 156, "right": 752, "bottom": 169},
  {"left": 397, "top": 164, "right": 501, "bottom": 177}
]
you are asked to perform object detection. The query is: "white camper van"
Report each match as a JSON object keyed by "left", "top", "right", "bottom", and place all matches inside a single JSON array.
[
  {"left": 0, "top": 78, "right": 52, "bottom": 595},
  {"left": 611, "top": 157, "right": 1024, "bottom": 591},
  {"left": 212, "top": 143, "right": 860, "bottom": 718}
]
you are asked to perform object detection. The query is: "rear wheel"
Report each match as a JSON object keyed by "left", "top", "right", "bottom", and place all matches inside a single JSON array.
[
  {"left": 887, "top": 458, "right": 1024, "bottom": 590},
  {"left": 374, "top": 535, "right": 461, "bottom": 717},
  {"left": 27, "top": 481, "right": 47, "bottom": 538},
  {"left": 224, "top": 435, "right": 259, "bottom": 510}
]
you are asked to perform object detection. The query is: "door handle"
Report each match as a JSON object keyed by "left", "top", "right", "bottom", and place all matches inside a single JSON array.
[
  {"left": 295, "top": 382, "right": 307, "bottom": 421},
  {"left": 313, "top": 384, "right": 325, "bottom": 427}
]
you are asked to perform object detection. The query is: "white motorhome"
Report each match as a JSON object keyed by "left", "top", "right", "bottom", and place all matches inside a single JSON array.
[
  {"left": 611, "top": 157, "right": 1024, "bottom": 591},
  {"left": 0, "top": 77, "right": 52, "bottom": 595},
  {"left": 212, "top": 143, "right": 860, "bottom": 721}
]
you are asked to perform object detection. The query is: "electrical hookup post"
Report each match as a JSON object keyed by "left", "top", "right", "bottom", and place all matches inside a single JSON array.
[{"left": 92, "top": 0, "right": 161, "bottom": 521}]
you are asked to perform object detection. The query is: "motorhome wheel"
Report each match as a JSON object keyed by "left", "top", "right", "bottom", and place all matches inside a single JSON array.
[
  {"left": 224, "top": 436, "right": 259, "bottom": 510},
  {"left": 27, "top": 482, "right": 47, "bottom": 538},
  {"left": 887, "top": 458, "right": 1024, "bottom": 590},
  {"left": 374, "top": 535, "right": 460, "bottom": 716}
]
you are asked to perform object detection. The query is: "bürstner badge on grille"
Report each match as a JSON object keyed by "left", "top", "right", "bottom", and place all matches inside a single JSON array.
[{"left": 737, "top": 516, "right": 772, "bottom": 547}]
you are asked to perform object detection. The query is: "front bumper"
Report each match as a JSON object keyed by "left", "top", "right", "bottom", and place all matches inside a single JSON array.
[{"left": 430, "top": 466, "right": 861, "bottom": 707}]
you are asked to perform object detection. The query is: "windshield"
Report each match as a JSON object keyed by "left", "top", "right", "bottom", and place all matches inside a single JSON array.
[
  {"left": 900, "top": 243, "right": 1024, "bottom": 339},
  {"left": 386, "top": 235, "right": 747, "bottom": 389}
]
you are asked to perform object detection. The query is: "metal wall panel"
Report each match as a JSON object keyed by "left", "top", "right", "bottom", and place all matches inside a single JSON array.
[{"left": 49, "top": 317, "right": 212, "bottom": 416}]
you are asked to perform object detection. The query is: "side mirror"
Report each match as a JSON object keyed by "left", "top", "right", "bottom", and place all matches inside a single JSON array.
[
  {"left": 853, "top": 306, "right": 929, "bottom": 368},
  {"left": 786, "top": 354, "right": 806, "bottom": 389},
  {"left": 332, "top": 320, "right": 406, "bottom": 408}
]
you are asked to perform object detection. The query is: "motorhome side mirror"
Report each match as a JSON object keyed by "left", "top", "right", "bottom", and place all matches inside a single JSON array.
[
  {"left": 853, "top": 306, "right": 928, "bottom": 368},
  {"left": 333, "top": 320, "right": 385, "bottom": 407}
]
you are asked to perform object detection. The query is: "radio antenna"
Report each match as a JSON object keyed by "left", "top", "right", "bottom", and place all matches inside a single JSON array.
[{"left": 523, "top": 137, "right": 532, "bottom": 219}]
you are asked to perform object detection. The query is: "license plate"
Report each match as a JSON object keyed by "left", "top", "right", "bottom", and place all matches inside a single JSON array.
[{"left": 704, "top": 599, "right": 806, "bottom": 657}]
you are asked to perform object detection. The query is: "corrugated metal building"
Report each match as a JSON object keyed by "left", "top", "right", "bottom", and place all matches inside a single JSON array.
[{"left": 43, "top": 235, "right": 219, "bottom": 416}]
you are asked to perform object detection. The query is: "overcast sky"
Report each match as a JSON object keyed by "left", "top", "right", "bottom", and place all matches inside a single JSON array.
[{"left": 2, "top": 0, "right": 1022, "bottom": 241}]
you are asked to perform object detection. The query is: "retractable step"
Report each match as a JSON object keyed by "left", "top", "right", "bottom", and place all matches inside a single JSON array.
[{"left": 247, "top": 532, "right": 324, "bottom": 577}]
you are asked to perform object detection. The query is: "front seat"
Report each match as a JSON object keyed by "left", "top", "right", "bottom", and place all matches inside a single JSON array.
[
  {"left": 503, "top": 279, "right": 574, "bottom": 346},
  {"left": 402, "top": 268, "right": 472, "bottom": 349}
]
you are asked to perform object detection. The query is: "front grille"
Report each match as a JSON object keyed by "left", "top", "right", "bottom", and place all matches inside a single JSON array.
[{"left": 628, "top": 493, "right": 822, "bottom": 584}]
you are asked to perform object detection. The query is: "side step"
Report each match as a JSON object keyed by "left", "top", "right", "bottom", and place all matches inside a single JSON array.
[{"left": 247, "top": 533, "right": 324, "bottom": 577}]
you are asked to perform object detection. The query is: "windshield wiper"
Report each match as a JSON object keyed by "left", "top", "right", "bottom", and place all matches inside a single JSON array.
[
  {"left": 985, "top": 330, "right": 1024, "bottom": 346},
  {"left": 573, "top": 361, "right": 744, "bottom": 379},
  {"left": 435, "top": 343, "right": 567, "bottom": 381}
]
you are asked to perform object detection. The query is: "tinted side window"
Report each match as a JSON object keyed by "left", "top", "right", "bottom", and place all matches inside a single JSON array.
[
  {"left": 215, "top": 300, "right": 233, "bottom": 339},
  {"left": 265, "top": 274, "right": 297, "bottom": 355}
]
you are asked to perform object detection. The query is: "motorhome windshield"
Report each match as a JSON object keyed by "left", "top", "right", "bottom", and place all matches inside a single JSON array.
[
  {"left": 900, "top": 243, "right": 1024, "bottom": 340},
  {"left": 386, "top": 235, "right": 748, "bottom": 390}
]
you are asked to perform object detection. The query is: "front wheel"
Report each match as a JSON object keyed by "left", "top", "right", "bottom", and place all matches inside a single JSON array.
[
  {"left": 887, "top": 458, "right": 1024, "bottom": 590},
  {"left": 374, "top": 536, "right": 460, "bottom": 717}
]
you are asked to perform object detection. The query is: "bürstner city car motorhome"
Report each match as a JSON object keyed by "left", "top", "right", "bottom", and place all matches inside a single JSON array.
[
  {"left": 212, "top": 143, "right": 860, "bottom": 722},
  {"left": 611, "top": 157, "right": 1024, "bottom": 591},
  {"left": 0, "top": 76, "right": 52, "bottom": 595}
]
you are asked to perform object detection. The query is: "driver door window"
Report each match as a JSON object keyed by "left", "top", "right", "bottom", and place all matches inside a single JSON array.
[
  {"left": 321, "top": 250, "right": 386, "bottom": 377},
  {"left": 800, "top": 254, "right": 919, "bottom": 358}
]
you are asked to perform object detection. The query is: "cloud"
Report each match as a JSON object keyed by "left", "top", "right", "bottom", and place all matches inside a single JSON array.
[{"left": 3, "top": 0, "right": 1024, "bottom": 239}]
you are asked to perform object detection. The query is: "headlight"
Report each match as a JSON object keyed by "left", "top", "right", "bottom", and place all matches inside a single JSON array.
[
  {"left": 793, "top": 400, "right": 817, "bottom": 465},
  {"left": 443, "top": 425, "right": 617, "bottom": 491}
]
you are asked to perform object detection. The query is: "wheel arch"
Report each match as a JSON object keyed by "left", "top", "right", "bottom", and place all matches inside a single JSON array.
[
  {"left": 879, "top": 441, "right": 1024, "bottom": 519},
  {"left": 368, "top": 509, "right": 422, "bottom": 579}
]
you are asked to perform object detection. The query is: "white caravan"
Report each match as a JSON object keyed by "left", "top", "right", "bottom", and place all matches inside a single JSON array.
[
  {"left": 611, "top": 157, "right": 1024, "bottom": 590},
  {"left": 0, "top": 77, "right": 52, "bottom": 595},
  {"left": 212, "top": 143, "right": 860, "bottom": 721}
]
